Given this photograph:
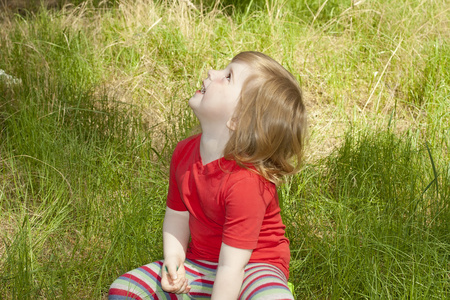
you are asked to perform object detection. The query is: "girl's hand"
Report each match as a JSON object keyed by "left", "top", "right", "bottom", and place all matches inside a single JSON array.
[
  {"left": 162, "top": 207, "right": 190, "bottom": 294},
  {"left": 161, "top": 260, "right": 191, "bottom": 294}
]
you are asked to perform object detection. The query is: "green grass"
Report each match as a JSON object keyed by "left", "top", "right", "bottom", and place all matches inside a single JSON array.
[
  {"left": 281, "top": 129, "right": 449, "bottom": 298},
  {"left": 0, "top": 0, "right": 449, "bottom": 298}
]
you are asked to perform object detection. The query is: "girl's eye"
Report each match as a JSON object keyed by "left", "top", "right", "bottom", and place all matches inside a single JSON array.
[{"left": 226, "top": 73, "right": 231, "bottom": 81}]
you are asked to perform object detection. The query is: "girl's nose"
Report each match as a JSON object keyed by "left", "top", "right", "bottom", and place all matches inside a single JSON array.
[{"left": 207, "top": 69, "right": 218, "bottom": 80}]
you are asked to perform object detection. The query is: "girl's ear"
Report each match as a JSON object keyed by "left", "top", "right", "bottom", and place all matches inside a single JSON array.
[{"left": 227, "top": 118, "right": 237, "bottom": 131}]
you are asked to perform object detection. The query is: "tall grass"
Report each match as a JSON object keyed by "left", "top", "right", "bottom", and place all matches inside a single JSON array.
[
  {"left": 282, "top": 129, "right": 449, "bottom": 298},
  {"left": 0, "top": 0, "right": 449, "bottom": 298}
]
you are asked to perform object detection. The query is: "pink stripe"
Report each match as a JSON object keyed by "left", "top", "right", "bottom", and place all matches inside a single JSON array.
[
  {"left": 241, "top": 268, "right": 285, "bottom": 295},
  {"left": 245, "top": 264, "right": 284, "bottom": 278},
  {"left": 122, "top": 273, "right": 156, "bottom": 299},
  {"left": 141, "top": 265, "right": 162, "bottom": 281},
  {"left": 243, "top": 264, "right": 267, "bottom": 279},
  {"left": 184, "top": 266, "right": 204, "bottom": 277},
  {"left": 140, "top": 265, "right": 178, "bottom": 300},
  {"left": 169, "top": 293, "right": 177, "bottom": 299},
  {"left": 247, "top": 282, "right": 287, "bottom": 299},
  {"left": 157, "top": 260, "right": 206, "bottom": 277},
  {"left": 108, "top": 288, "right": 143, "bottom": 300},
  {"left": 244, "top": 266, "right": 284, "bottom": 283},
  {"left": 197, "top": 279, "right": 214, "bottom": 285},
  {"left": 190, "top": 292, "right": 212, "bottom": 296},
  {"left": 191, "top": 260, "right": 218, "bottom": 270}
]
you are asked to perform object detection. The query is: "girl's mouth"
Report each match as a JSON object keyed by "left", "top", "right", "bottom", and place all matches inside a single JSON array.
[{"left": 200, "top": 85, "right": 206, "bottom": 94}]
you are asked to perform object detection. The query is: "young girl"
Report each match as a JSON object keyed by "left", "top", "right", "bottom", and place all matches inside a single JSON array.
[{"left": 109, "top": 51, "right": 306, "bottom": 299}]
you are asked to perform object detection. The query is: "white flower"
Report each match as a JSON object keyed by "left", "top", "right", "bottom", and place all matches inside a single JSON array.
[{"left": 0, "top": 69, "right": 22, "bottom": 85}]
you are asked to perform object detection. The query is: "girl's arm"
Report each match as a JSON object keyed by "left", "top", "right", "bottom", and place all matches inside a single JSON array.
[
  {"left": 162, "top": 206, "right": 191, "bottom": 294},
  {"left": 211, "top": 243, "right": 252, "bottom": 300}
]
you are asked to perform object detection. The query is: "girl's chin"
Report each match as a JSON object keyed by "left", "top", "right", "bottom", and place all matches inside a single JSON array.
[
  {"left": 190, "top": 91, "right": 204, "bottom": 103},
  {"left": 188, "top": 97, "right": 197, "bottom": 109},
  {"left": 191, "top": 90, "right": 203, "bottom": 98}
]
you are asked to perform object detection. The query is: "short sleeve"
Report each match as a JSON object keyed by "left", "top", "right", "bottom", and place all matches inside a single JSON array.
[
  {"left": 166, "top": 147, "right": 187, "bottom": 211},
  {"left": 222, "top": 177, "right": 270, "bottom": 249}
]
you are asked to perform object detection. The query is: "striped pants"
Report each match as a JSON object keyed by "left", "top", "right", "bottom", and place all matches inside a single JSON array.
[{"left": 109, "top": 259, "right": 294, "bottom": 299}]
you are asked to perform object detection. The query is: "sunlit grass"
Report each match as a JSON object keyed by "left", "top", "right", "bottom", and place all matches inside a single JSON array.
[{"left": 0, "top": 0, "right": 449, "bottom": 298}]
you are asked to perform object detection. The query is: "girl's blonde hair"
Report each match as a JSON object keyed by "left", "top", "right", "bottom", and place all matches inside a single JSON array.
[{"left": 224, "top": 51, "right": 307, "bottom": 185}]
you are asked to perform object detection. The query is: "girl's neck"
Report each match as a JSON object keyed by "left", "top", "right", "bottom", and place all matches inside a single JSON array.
[{"left": 199, "top": 126, "right": 231, "bottom": 165}]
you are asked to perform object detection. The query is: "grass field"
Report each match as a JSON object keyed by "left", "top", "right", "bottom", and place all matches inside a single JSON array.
[{"left": 0, "top": 0, "right": 449, "bottom": 299}]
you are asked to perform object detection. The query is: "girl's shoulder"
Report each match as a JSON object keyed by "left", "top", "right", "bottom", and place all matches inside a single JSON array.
[
  {"left": 224, "top": 160, "right": 276, "bottom": 191},
  {"left": 222, "top": 163, "right": 277, "bottom": 205}
]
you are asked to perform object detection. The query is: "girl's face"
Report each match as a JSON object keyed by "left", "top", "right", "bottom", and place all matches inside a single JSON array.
[{"left": 189, "top": 61, "right": 250, "bottom": 130}]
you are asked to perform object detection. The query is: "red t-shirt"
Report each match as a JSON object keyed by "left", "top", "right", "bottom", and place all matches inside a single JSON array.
[{"left": 166, "top": 134, "right": 290, "bottom": 279}]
